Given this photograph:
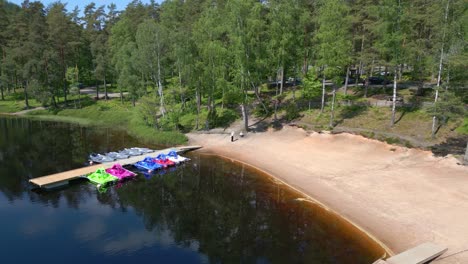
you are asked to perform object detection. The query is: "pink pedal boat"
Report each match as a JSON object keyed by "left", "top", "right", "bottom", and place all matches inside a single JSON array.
[{"left": 105, "top": 163, "right": 137, "bottom": 180}]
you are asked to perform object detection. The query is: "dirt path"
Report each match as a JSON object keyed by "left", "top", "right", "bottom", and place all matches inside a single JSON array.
[
  {"left": 4, "top": 106, "right": 46, "bottom": 115},
  {"left": 80, "top": 87, "right": 128, "bottom": 99},
  {"left": 188, "top": 127, "right": 468, "bottom": 264}
]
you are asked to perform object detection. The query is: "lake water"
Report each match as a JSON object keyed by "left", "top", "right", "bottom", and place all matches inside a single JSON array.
[{"left": 0, "top": 117, "right": 385, "bottom": 263}]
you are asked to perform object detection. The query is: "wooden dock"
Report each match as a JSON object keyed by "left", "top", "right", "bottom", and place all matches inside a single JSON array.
[
  {"left": 373, "top": 242, "right": 447, "bottom": 264},
  {"left": 29, "top": 145, "right": 202, "bottom": 189}
]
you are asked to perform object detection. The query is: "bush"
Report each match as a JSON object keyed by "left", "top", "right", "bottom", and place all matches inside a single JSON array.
[
  {"left": 253, "top": 102, "right": 272, "bottom": 117},
  {"left": 213, "top": 108, "right": 238, "bottom": 128},
  {"left": 285, "top": 103, "right": 300, "bottom": 121}
]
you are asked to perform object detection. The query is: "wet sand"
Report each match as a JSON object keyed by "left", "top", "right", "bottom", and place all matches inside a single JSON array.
[{"left": 188, "top": 127, "right": 468, "bottom": 264}]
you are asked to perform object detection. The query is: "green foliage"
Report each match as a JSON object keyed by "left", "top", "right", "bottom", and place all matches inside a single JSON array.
[
  {"left": 426, "top": 91, "right": 465, "bottom": 123},
  {"left": 302, "top": 68, "right": 322, "bottom": 100},
  {"left": 315, "top": 0, "right": 352, "bottom": 81},
  {"left": 223, "top": 88, "right": 244, "bottom": 106},
  {"left": 213, "top": 108, "right": 239, "bottom": 128},
  {"left": 284, "top": 103, "right": 301, "bottom": 121},
  {"left": 66, "top": 66, "right": 80, "bottom": 87},
  {"left": 0, "top": 0, "right": 466, "bottom": 145},
  {"left": 136, "top": 95, "right": 159, "bottom": 127},
  {"left": 29, "top": 79, "right": 51, "bottom": 106},
  {"left": 455, "top": 118, "right": 468, "bottom": 135}
]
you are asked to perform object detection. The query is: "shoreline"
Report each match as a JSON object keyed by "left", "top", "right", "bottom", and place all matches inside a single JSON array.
[
  {"left": 188, "top": 127, "right": 468, "bottom": 264},
  {"left": 200, "top": 151, "right": 394, "bottom": 259},
  {"left": 0, "top": 113, "right": 187, "bottom": 146}
]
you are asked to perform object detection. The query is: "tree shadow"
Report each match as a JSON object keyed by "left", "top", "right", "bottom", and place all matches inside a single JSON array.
[
  {"left": 394, "top": 110, "right": 406, "bottom": 125},
  {"left": 334, "top": 104, "right": 368, "bottom": 126},
  {"left": 431, "top": 135, "right": 468, "bottom": 157}
]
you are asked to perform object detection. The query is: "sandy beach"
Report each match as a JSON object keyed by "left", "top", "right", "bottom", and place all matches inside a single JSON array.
[{"left": 188, "top": 127, "right": 468, "bottom": 264}]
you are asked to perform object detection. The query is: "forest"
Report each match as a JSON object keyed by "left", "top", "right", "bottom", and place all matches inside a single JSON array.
[{"left": 0, "top": 0, "right": 466, "bottom": 144}]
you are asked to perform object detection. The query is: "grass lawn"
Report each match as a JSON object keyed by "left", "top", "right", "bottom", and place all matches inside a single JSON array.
[
  {"left": 26, "top": 98, "right": 187, "bottom": 145},
  {"left": 0, "top": 94, "right": 42, "bottom": 113}
]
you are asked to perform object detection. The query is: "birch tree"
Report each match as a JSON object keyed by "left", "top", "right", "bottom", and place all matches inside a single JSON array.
[
  {"left": 136, "top": 19, "right": 167, "bottom": 116},
  {"left": 375, "top": 0, "right": 405, "bottom": 127},
  {"left": 315, "top": 0, "right": 351, "bottom": 126}
]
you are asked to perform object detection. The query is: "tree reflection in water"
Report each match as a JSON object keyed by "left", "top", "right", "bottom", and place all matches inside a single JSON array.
[{"left": 0, "top": 117, "right": 384, "bottom": 263}]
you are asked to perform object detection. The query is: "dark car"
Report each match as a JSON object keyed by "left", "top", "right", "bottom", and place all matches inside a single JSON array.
[
  {"left": 342, "top": 77, "right": 364, "bottom": 84},
  {"left": 368, "top": 76, "right": 390, "bottom": 85}
]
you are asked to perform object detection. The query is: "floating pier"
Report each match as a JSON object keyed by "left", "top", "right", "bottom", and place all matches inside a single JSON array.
[
  {"left": 373, "top": 242, "right": 447, "bottom": 264},
  {"left": 29, "top": 145, "right": 202, "bottom": 189}
]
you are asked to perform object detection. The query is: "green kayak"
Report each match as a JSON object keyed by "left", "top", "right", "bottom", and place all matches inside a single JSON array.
[{"left": 87, "top": 168, "right": 119, "bottom": 186}]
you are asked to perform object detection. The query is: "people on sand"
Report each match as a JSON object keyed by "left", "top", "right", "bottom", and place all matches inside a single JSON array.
[{"left": 231, "top": 131, "right": 234, "bottom": 142}]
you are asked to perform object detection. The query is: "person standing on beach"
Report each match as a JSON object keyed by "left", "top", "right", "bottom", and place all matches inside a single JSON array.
[{"left": 231, "top": 131, "right": 234, "bottom": 142}]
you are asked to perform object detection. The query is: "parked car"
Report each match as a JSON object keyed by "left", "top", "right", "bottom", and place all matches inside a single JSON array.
[
  {"left": 342, "top": 77, "right": 364, "bottom": 84},
  {"left": 368, "top": 76, "right": 390, "bottom": 85}
]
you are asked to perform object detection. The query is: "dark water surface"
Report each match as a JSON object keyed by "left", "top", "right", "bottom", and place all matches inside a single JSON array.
[{"left": 0, "top": 117, "right": 385, "bottom": 263}]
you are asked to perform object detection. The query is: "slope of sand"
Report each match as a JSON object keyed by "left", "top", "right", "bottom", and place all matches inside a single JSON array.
[{"left": 188, "top": 127, "right": 468, "bottom": 264}]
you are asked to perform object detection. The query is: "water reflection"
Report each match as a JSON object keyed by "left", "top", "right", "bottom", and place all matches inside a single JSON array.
[{"left": 0, "top": 117, "right": 384, "bottom": 263}]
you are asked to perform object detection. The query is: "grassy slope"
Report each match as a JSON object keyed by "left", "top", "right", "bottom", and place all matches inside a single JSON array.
[
  {"left": 26, "top": 99, "right": 187, "bottom": 146},
  {"left": 274, "top": 85, "right": 466, "bottom": 147},
  {"left": 455, "top": 117, "right": 468, "bottom": 135},
  {"left": 0, "top": 96, "right": 42, "bottom": 113},
  {"left": 2, "top": 84, "right": 465, "bottom": 147}
]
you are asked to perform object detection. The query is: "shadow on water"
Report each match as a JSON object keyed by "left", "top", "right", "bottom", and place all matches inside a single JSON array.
[{"left": 0, "top": 116, "right": 387, "bottom": 263}]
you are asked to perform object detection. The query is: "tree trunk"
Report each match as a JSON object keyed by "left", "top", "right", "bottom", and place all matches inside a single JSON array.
[
  {"left": 445, "top": 67, "right": 450, "bottom": 91},
  {"left": 96, "top": 82, "right": 99, "bottom": 100},
  {"left": 195, "top": 88, "right": 201, "bottom": 130},
  {"left": 104, "top": 75, "right": 108, "bottom": 101},
  {"left": 432, "top": 0, "right": 450, "bottom": 139},
  {"left": 431, "top": 88, "right": 439, "bottom": 139},
  {"left": 321, "top": 73, "right": 326, "bottom": 113},
  {"left": 14, "top": 72, "right": 17, "bottom": 93},
  {"left": 464, "top": 141, "right": 468, "bottom": 163},
  {"left": 329, "top": 86, "right": 336, "bottom": 127},
  {"left": 24, "top": 81, "right": 30, "bottom": 109},
  {"left": 274, "top": 99, "right": 278, "bottom": 121},
  {"left": 383, "top": 66, "right": 388, "bottom": 90},
  {"left": 78, "top": 88, "right": 81, "bottom": 108},
  {"left": 241, "top": 103, "right": 248, "bottom": 132},
  {"left": 279, "top": 66, "right": 284, "bottom": 95},
  {"left": 63, "top": 81, "right": 68, "bottom": 105},
  {"left": 178, "top": 65, "right": 186, "bottom": 109},
  {"left": 344, "top": 66, "right": 350, "bottom": 95},
  {"left": 390, "top": 67, "right": 398, "bottom": 126},
  {"left": 0, "top": 85, "right": 4, "bottom": 100},
  {"left": 157, "top": 51, "right": 165, "bottom": 117},
  {"left": 364, "top": 73, "right": 369, "bottom": 98},
  {"left": 58, "top": 46, "right": 68, "bottom": 105}
]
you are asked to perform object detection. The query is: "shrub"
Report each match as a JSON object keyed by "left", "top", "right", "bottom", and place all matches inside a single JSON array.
[{"left": 285, "top": 103, "right": 300, "bottom": 121}]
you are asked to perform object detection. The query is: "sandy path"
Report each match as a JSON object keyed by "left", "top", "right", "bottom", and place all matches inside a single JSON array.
[{"left": 188, "top": 127, "right": 468, "bottom": 264}]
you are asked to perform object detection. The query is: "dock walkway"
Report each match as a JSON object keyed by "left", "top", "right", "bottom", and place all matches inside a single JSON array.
[{"left": 29, "top": 145, "right": 201, "bottom": 189}]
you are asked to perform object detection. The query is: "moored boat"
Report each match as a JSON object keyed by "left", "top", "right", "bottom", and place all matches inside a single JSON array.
[
  {"left": 106, "top": 152, "right": 129, "bottom": 160},
  {"left": 89, "top": 153, "right": 115, "bottom": 164},
  {"left": 119, "top": 148, "right": 141, "bottom": 156},
  {"left": 166, "top": 150, "right": 190, "bottom": 164},
  {"left": 105, "top": 163, "right": 136, "bottom": 180},
  {"left": 134, "top": 157, "right": 163, "bottom": 172},
  {"left": 131, "top": 147, "right": 154, "bottom": 154},
  {"left": 154, "top": 153, "right": 176, "bottom": 167},
  {"left": 87, "top": 168, "right": 119, "bottom": 186}
]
